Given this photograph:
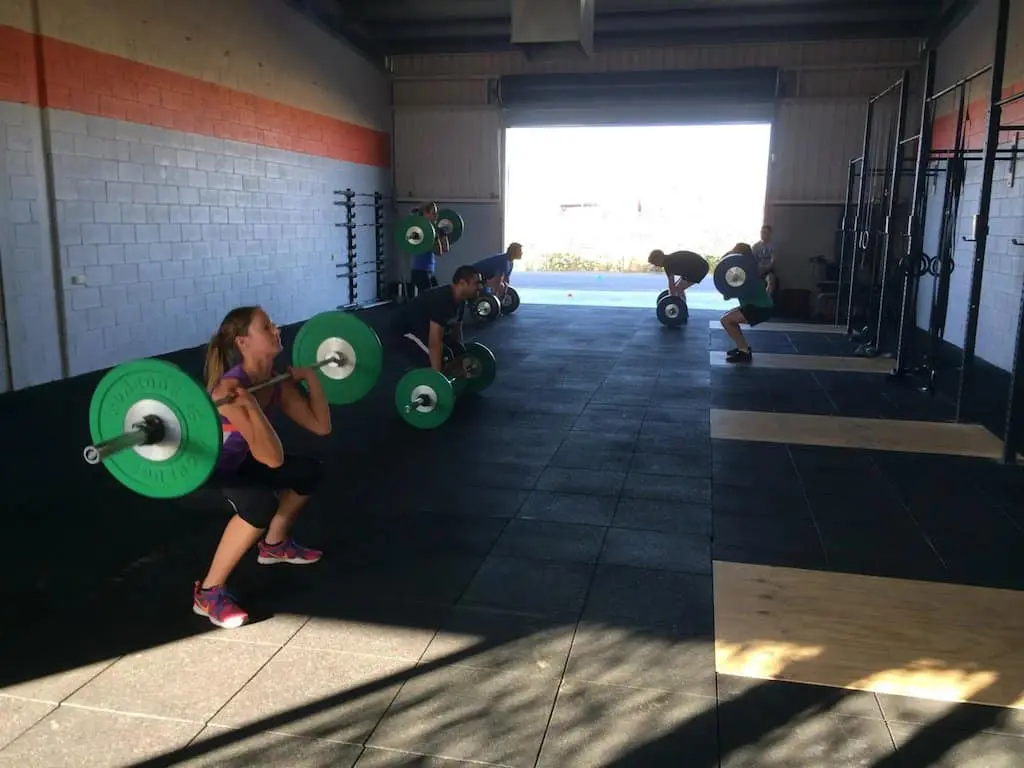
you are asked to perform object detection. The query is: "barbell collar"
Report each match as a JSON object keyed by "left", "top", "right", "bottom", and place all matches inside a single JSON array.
[{"left": 83, "top": 414, "right": 166, "bottom": 465}]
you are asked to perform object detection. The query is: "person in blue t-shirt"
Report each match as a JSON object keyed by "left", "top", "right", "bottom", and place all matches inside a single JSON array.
[
  {"left": 472, "top": 243, "right": 522, "bottom": 302},
  {"left": 410, "top": 201, "right": 444, "bottom": 295}
]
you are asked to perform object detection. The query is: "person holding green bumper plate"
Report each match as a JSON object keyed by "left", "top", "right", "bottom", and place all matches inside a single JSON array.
[
  {"left": 192, "top": 305, "right": 332, "bottom": 629},
  {"left": 719, "top": 242, "right": 775, "bottom": 363}
]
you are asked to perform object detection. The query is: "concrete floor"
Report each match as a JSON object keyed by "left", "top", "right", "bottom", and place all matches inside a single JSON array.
[{"left": 1, "top": 300, "right": 1023, "bottom": 767}]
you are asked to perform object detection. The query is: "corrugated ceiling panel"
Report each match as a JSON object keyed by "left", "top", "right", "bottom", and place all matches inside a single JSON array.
[
  {"left": 393, "top": 108, "right": 502, "bottom": 201},
  {"left": 769, "top": 100, "right": 868, "bottom": 202}
]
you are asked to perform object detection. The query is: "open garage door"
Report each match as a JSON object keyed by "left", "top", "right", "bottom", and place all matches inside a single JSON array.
[{"left": 498, "top": 68, "right": 780, "bottom": 127}]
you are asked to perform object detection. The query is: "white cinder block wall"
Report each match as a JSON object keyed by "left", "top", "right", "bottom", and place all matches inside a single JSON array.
[
  {"left": 917, "top": 0, "right": 1024, "bottom": 371},
  {"left": 0, "top": 0, "right": 392, "bottom": 391}
]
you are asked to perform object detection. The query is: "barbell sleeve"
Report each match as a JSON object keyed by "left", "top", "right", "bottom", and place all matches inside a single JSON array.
[
  {"left": 83, "top": 417, "right": 164, "bottom": 465},
  {"left": 404, "top": 394, "right": 432, "bottom": 413}
]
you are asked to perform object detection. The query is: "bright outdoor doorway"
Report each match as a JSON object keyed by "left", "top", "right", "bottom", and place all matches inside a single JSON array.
[{"left": 503, "top": 123, "right": 773, "bottom": 311}]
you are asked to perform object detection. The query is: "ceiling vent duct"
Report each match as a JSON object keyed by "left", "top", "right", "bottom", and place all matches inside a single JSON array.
[{"left": 510, "top": 0, "right": 595, "bottom": 55}]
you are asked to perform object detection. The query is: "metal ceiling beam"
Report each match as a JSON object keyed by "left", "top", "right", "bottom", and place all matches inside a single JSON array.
[
  {"left": 365, "top": 2, "right": 938, "bottom": 41},
  {"left": 377, "top": 21, "right": 931, "bottom": 56},
  {"left": 353, "top": 0, "right": 940, "bottom": 23}
]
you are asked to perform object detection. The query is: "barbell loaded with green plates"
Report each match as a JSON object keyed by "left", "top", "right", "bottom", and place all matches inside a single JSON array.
[
  {"left": 395, "top": 342, "right": 497, "bottom": 429},
  {"left": 395, "top": 208, "right": 466, "bottom": 256},
  {"left": 82, "top": 311, "right": 384, "bottom": 500}
]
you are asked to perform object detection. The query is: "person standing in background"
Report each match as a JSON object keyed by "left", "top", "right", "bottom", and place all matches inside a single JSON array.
[{"left": 409, "top": 201, "right": 448, "bottom": 296}]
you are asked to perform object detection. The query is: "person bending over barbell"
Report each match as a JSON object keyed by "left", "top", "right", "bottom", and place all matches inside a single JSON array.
[
  {"left": 472, "top": 242, "right": 523, "bottom": 301},
  {"left": 193, "top": 305, "right": 332, "bottom": 629},
  {"left": 389, "top": 264, "right": 483, "bottom": 375},
  {"left": 719, "top": 242, "right": 775, "bottom": 364},
  {"left": 648, "top": 249, "right": 710, "bottom": 301}
]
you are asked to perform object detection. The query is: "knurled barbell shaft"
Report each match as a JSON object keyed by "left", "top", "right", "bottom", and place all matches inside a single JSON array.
[{"left": 83, "top": 353, "right": 346, "bottom": 466}]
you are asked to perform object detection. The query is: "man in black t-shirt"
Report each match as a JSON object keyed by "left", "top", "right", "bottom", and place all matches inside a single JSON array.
[
  {"left": 647, "top": 249, "right": 710, "bottom": 299},
  {"left": 390, "top": 264, "right": 483, "bottom": 372}
]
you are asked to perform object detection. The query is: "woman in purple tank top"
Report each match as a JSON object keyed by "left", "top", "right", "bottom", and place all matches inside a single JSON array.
[{"left": 192, "top": 305, "right": 333, "bottom": 630}]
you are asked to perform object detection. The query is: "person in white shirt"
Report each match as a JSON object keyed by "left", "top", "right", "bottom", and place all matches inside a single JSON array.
[{"left": 752, "top": 224, "right": 778, "bottom": 297}]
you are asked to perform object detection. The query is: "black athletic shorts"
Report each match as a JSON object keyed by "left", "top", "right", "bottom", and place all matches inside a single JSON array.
[
  {"left": 206, "top": 454, "right": 324, "bottom": 529},
  {"left": 391, "top": 333, "right": 464, "bottom": 369},
  {"left": 739, "top": 304, "right": 774, "bottom": 327},
  {"left": 671, "top": 260, "right": 710, "bottom": 285}
]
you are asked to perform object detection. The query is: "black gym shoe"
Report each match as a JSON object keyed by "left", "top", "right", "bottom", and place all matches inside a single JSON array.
[
  {"left": 725, "top": 347, "right": 751, "bottom": 358},
  {"left": 727, "top": 349, "right": 753, "bottom": 364}
]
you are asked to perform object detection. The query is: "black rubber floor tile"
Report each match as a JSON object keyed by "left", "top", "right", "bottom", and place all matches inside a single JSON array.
[
  {"left": 459, "top": 555, "right": 594, "bottom": 616},
  {"left": 713, "top": 513, "right": 823, "bottom": 554},
  {"left": 636, "top": 434, "right": 711, "bottom": 457},
  {"left": 590, "top": 387, "right": 653, "bottom": 406},
  {"left": 582, "top": 565, "right": 714, "bottom": 633},
  {"left": 599, "top": 528, "right": 711, "bottom": 575},
  {"left": 415, "top": 485, "right": 532, "bottom": 518},
  {"left": 535, "top": 466, "right": 627, "bottom": 496},
  {"left": 771, "top": 393, "right": 837, "bottom": 415},
  {"left": 717, "top": 674, "right": 884, "bottom": 721},
  {"left": 797, "top": 465, "right": 891, "bottom": 496},
  {"left": 713, "top": 391, "right": 776, "bottom": 410},
  {"left": 789, "top": 445, "right": 878, "bottom": 472},
  {"left": 823, "top": 549, "right": 948, "bottom": 583},
  {"left": 712, "top": 543, "right": 828, "bottom": 570},
  {"left": 580, "top": 403, "right": 648, "bottom": 420},
  {"left": 517, "top": 491, "right": 618, "bottom": 526},
  {"left": 536, "top": 679, "right": 720, "bottom": 767},
  {"left": 446, "top": 462, "right": 544, "bottom": 491},
  {"left": 816, "top": 519, "right": 940, "bottom": 561},
  {"left": 345, "top": 513, "right": 506, "bottom": 560},
  {"left": 504, "top": 412, "right": 580, "bottom": 431},
  {"left": 639, "top": 420, "right": 711, "bottom": 440},
  {"left": 712, "top": 439, "right": 792, "bottom": 464},
  {"left": 572, "top": 413, "right": 644, "bottom": 435},
  {"left": 332, "top": 553, "right": 487, "bottom": 607},
  {"left": 806, "top": 492, "right": 909, "bottom": 523},
  {"left": 621, "top": 473, "right": 712, "bottom": 505},
  {"left": 713, "top": 464, "right": 803, "bottom": 493},
  {"left": 712, "top": 485, "right": 811, "bottom": 518},
  {"left": 490, "top": 519, "right": 606, "bottom": 564},
  {"left": 630, "top": 451, "right": 710, "bottom": 478},
  {"left": 550, "top": 443, "right": 635, "bottom": 472},
  {"left": 719, "top": 707, "right": 896, "bottom": 767},
  {"left": 561, "top": 430, "right": 638, "bottom": 453},
  {"left": 877, "top": 693, "right": 1024, "bottom": 738},
  {"left": 888, "top": 722, "right": 1024, "bottom": 767},
  {"left": 645, "top": 404, "right": 711, "bottom": 423},
  {"left": 613, "top": 498, "right": 712, "bottom": 536}
]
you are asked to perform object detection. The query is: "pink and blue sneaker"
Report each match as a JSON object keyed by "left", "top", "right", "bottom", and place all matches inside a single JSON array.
[
  {"left": 192, "top": 582, "right": 249, "bottom": 629},
  {"left": 256, "top": 538, "right": 323, "bottom": 566}
]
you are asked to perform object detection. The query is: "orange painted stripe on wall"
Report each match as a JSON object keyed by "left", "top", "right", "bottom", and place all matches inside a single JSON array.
[
  {"left": 931, "top": 81, "right": 1024, "bottom": 152},
  {"left": 0, "top": 24, "right": 389, "bottom": 168}
]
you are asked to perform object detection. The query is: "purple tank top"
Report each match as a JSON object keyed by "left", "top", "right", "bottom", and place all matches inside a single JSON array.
[{"left": 213, "top": 364, "right": 282, "bottom": 472}]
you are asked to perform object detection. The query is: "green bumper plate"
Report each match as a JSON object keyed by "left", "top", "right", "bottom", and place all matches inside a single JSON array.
[
  {"left": 89, "top": 359, "right": 221, "bottom": 499},
  {"left": 396, "top": 368, "right": 455, "bottom": 429},
  {"left": 436, "top": 208, "right": 465, "bottom": 244},
  {"left": 293, "top": 311, "right": 383, "bottom": 405},
  {"left": 463, "top": 341, "right": 497, "bottom": 394},
  {"left": 396, "top": 214, "right": 437, "bottom": 255}
]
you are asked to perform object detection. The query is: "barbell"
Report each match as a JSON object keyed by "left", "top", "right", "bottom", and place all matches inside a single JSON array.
[
  {"left": 712, "top": 250, "right": 764, "bottom": 301},
  {"left": 472, "top": 286, "right": 520, "bottom": 323},
  {"left": 82, "top": 311, "right": 384, "bottom": 500},
  {"left": 395, "top": 341, "right": 497, "bottom": 429},
  {"left": 395, "top": 208, "right": 466, "bottom": 256}
]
